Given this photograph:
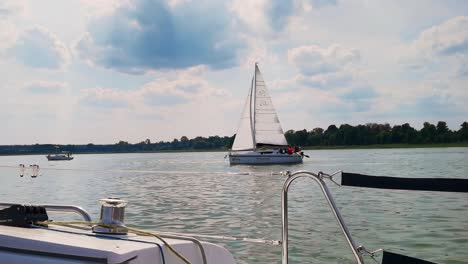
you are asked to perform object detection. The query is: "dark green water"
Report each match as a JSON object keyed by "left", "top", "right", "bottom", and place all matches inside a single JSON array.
[{"left": 0, "top": 148, "right": 467, "bottom": 263}]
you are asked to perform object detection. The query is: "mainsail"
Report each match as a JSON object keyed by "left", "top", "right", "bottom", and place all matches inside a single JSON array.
[{"left": 231, "top": 64, "right": 288, "bottom": 151}]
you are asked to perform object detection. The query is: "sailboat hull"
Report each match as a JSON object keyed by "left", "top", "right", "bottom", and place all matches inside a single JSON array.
[{"left": 229, "top": 151, "right": 303, "bottom": 165}]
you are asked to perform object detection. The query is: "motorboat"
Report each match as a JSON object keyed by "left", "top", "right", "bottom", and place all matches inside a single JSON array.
[
  {"left": 46, "top": 146, "right": 73, "bottom": 161},
  {"left": 46, "top": 151, "right": 73, "bottom": 161}
]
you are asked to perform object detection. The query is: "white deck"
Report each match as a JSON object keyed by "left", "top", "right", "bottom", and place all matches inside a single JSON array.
[{"left": 0, "top": 225, "right": 236, "bottom": 264}]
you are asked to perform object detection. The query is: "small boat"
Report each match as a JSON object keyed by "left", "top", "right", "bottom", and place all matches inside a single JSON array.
[
  {"left": 47, "top": 151, "right": 73, "bottom": 161},
  {"left": 229, "top": 63, "right": 303, "bottom": 165},
  {"left": 47, "top": 147, "right": 74, "bottom": 161}
]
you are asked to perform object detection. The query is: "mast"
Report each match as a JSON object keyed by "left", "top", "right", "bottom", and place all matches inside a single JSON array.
[{"left": 251, "top": 63, "right": 257, "bottom": 150}]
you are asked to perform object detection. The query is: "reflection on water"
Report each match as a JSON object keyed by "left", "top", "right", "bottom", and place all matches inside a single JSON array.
[{"left": 0, "top": 148, "right": 467, "bottom": 263}]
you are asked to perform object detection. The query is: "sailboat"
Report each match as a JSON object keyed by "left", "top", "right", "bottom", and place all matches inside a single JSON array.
[{"left": 228, "top": 64, "right": 304, "bottom": 165}]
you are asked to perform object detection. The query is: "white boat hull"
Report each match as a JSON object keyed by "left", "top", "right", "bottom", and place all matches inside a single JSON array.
[
  {"left": 229, "top": 151, "right": 303, "bottom": 165},
  {"left": 46, "top": 155, "right": 73, "bottom": 161}
]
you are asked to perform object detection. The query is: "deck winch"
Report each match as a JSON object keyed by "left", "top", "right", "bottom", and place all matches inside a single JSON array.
[{"left": 92, "top": 197, "right": 128, "bottom": 234}]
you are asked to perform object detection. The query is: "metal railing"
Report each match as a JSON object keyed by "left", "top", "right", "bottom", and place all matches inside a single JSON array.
[
  {"left": 281, "top": 170, "right": 364, "bottom": 264},
  {"left": 0, "top": 203, "right": 92, "bottom": 222}
]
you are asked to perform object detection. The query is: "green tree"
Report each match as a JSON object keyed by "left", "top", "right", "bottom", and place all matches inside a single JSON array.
[
  {"left": 459, "top": 122, "right": 468, "bottom": 141},
  {"left": 295, "top": 129, "right": 308, "bottom": 146},
  {"left": 436, "top": 121, "right": 449, "bottom": 143},
  {"left": 420, "top": 122, "right": 436, "bottom": 143},
  {"left": 401, "top": 123, "right": 418, "bottom": 143},
  {"left": 338, "top": 124, "right": 357, "bottom": 145},
  {"left": 285, "top": 130, "right": 297, "bottom": 145},
  {"left": 324, "top": 125, "right": 338, "bottom": 145},
  {"left": 307, "top": 128, "right": 324, "bottom": 146}
]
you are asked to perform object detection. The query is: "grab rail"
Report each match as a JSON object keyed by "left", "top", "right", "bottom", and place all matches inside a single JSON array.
[
  {"left": 0, "top": 203, "right": 92, "bottom": 222},
  {"left": 281, "top": 170, "right": 364, "bottom": 264}
]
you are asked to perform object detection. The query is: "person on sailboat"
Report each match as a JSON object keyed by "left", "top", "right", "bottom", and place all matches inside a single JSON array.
[{"left": 287, "top": 146, "right": 294, "bottom": 155}]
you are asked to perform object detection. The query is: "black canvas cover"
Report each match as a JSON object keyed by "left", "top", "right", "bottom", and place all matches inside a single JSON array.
[
  {"left": 382, "top": 251, "right": 437, "bottom": 264},
  {"left": 341, "top": 172, "right": 468, "bottom": 193}
]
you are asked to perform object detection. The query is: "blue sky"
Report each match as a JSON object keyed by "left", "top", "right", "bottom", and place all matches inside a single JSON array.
[{"left": 0, "top": 0, "right": 467, "bottom": 144}]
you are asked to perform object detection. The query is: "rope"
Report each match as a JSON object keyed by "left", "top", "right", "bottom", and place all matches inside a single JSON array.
[
  {"left": 36, "top": 221, "right": 191, "bottom": 264},
  {"left": 32, "top": 224, "right": 166, "bottom": 264}
]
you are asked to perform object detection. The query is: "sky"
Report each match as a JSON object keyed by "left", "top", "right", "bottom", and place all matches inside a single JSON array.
[{"left": 0, "top": 0, "right": 467, "bottom": 144}]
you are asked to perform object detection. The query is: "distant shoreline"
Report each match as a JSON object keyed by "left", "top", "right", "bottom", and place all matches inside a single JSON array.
[
  {"left": 2, "top": 121, "right": 466, "bottom": 156},
  {"left": 0, "top": 142, "right": 467, "bottom": 156},
  {"left": 302, "top": 142, "right": 468, "bottom": 150}
]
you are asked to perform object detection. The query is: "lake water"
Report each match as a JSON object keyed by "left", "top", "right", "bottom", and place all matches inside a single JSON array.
[{"left": 0, "top": 148, "right": 467, "bottom": 263}]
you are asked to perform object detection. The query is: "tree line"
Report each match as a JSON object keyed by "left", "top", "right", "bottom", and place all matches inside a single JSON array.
[
  {"left": 285, "top": 121, "right": 468, "bottom": 147},
  {"left": 0, "top": 121, "right": 466, "bottom": 155}
]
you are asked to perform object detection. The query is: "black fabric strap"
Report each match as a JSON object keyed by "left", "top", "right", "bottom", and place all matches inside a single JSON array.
[
  {"left": 341, "top": 172, "right": 468, "bottom": 193},
  {"left": 382, "top": 251, "right": 437, "bottom": 264}
]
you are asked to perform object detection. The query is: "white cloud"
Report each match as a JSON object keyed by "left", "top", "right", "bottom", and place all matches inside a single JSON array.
[
  {"left": 230, "top": 0, "right": 337, "bottom": 36},
  {"left": 9, "top": 26, "right": 71, "bottom": 69},
  {"left": 80, "top": 87, "right": 129, "bottom": 108},
  {"left": 78, "top": 0, "right": 128, "bottom": 17},
  {"left": 0, "top": 20, "right": 17, "bottom": 51},
  {"left": 286, "top": 44, "right": 361, "bottom": 90},
  {"left": 79, "top": 67, "right": 230, "bottom": 110},
  {"left": 230, "top": 0, "right": 270, "bottom": 34},
  {"left": 413, "top": 16, "right": 468, "bottom": 56},
  {"left": 0, "top": 0, "right": 25, "bottom": 51},
  {"left": 297, "top": 71, "right": 353, "bottom": 88},
  {"left": 459, "top": 61, "right": 468, "bottom": 77},
  {"left": 74, "top": 67, "right": 236, "bottom": 142},
  {"left": 308, "top": 0, "right": 337, "bottom": 8},
  {"left": 175, "top": 65, "right": 208, "bottom": 79},
  {"left": 23, "top": 80, "right": 69, "bottom": 94},
  {"left": 288, "top": 44, "right": 360, "bottom": 75},
  {"left": 75, "top": 0, "right": 244, "bottom": 73},
  {"left": 403, "top": 16, "right": 468, "bottom": 75},
  {"left": 270, "top": 77, "right": 299, "bottom": 91},
  {"left": 237, "top": 36, "right": 280, "bottom": 69},
  {"left": 275, "top": 43, "right": 382, "bottom": 121},
  {"left": 384, "top": 16, "right": 468, "bottom": 122},
  {"left": 0, "top": 0, "right": 26, "bottom": 18}
]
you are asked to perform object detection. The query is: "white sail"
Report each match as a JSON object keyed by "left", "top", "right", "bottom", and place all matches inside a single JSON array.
[
  {"left": 253, "top": 65, "right": 288, "bottom": 147},
  {"left": 231, "top": 78, "right": 255, "bottom": 151}
]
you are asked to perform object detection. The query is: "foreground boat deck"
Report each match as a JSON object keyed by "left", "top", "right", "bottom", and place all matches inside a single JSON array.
[{"left": 0, "top": 225, "right": 235, "bottom": 264}]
